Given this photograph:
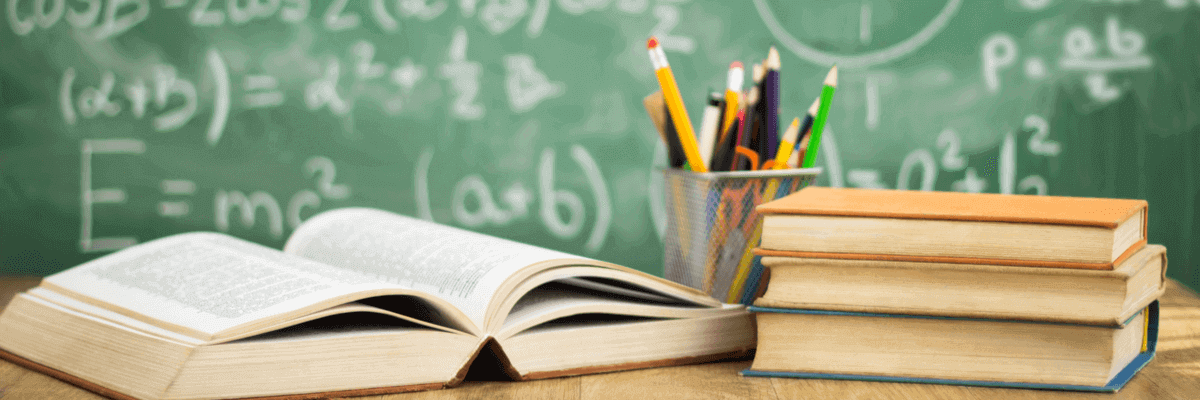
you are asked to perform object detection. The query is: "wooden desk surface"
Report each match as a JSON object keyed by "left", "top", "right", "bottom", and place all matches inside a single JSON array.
[{"left": 0, "top": 276, "right": 1196, "bottom": 399}]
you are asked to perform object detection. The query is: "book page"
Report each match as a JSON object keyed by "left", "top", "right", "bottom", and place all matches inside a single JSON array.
[
  {"left": 43, "top": 232, "right": 400, "bottom": 340},
  {"left": 284, "top": 208, "right": 588, "bottom": 328}
]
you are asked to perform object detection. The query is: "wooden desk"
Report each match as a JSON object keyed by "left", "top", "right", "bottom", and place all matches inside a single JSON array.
[{"left": 0, "top": 276, "right": 1197, "bottom": 399}]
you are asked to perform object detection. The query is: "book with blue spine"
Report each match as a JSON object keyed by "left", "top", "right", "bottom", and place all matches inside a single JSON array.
[{"left": 741, "top": 302, "right": 1159, "bottom": 392}]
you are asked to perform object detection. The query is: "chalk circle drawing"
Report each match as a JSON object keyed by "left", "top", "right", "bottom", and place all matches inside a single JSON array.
[
  {"left": 1019, "top": 0, "right": 1052, "bottom": 11},
  {"left": 753, "top": 0, "right": 962, "bottom": 68}
]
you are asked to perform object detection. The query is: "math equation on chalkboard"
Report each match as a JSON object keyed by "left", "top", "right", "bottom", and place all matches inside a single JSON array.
[{"left": 2, "top": 0, "right": 1195, "bottom": 277}]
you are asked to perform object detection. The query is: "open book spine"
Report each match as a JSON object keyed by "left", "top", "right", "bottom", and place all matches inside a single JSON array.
[{"left": 741, "top": 301, "right": 1160, "bottom": 393}]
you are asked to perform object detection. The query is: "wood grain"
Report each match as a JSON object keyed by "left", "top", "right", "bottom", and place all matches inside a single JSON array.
[
  {"left": 579, "top": 359, "right": 773, "bottom": 400},
  {"left": 0, "top": 276, "right": 1197, "bottom": 399}
]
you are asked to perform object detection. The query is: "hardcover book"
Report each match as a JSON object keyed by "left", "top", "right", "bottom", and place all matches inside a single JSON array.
[
  {"left": 743, "top": 302, "right": 1159, "bottom": 392},
  {"left": 751, "top": 244, "right": 1166, "bottom": 325},
  {"left": 756, "top": 187, "right": 1148, "bottom": 270},
  {"left": 0, "top": 208, "right": 754, "bottom": 400}
]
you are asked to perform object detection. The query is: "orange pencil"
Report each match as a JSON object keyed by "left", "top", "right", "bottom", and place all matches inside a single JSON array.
[{"left": 647, "top": 37, "right": 707, "bottom": 172}]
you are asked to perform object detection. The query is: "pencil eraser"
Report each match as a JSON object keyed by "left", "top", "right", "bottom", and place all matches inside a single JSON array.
[{"left": 730, "top": 61, "right": 743, "bottom": 69}]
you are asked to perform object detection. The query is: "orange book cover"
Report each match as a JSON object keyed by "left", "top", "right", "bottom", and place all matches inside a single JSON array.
[
  {"left": 757, "top": 187, "right": 1147, "bottom": 228},
  {"left": 755, "top": 187, "right": 1148, "bottom": 270}
]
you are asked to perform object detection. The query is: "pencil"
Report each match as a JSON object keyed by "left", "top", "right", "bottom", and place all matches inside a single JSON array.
[
  {"left": 735, "top": 78, "right": 759, "bottom": 171},
  {"left": 703, "top": 196, "right": 724, "bottom": 295},
  {"left": 740, "top": 64, "right": 765, "bottom": 170},
  {"left": 749, "top": 64, "right": 769, "bottom": 164},
  {"left": 721, "top": 62, "right": 743, "bottom": 136},
  {"left": 787, "top": 144, "right": 802, "bottom": 169},
  {"left": 788, "top": 132, "right": 811, "bottom": 168},
  {"left": 663, "top": 104, "right": 686, "bottom": 168},
  {"left": 726, "top": 222, "right": 762, "bottom": 303},
  {"left": 774, "top": 98, "right": 819, "bottom": 169},
  {"left": 771, "top": 118, "right": 801, "bottom": 170},
  {"left": 797, "top": 97, "right": 818, "bottom": 143},
  {"left": 712, "top": 108, "right": 743, "bottom": 171},
  {"left": 648, "top": 37, "right": 708, "bottom": 172},
  {"left": 698, "top": 92, "right": 724, "bottom": 169},
  {"left": 764, "top": 47, "right": 781, "bottom": 159},
  {"left": 787, "top": 97, "right": 820, "bottom": 168},
  {"left": 801, "top": 65, "right": 838, "bottom": 168},
  {"left": 642, "top": 92, "right": 668, "bottom": 148},
  {"left": 728, "top": 174, "right": 782, "bottom": 303}
]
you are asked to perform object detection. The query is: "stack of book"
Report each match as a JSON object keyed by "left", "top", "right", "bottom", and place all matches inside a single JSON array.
[{"left": 741, "top": 187, "right": 1166, "bottom": 392}]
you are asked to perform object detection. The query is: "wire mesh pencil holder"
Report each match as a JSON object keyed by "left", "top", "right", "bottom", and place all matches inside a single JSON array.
[{"left": 662, "top": 168, "right": 820, "bottom": 304}]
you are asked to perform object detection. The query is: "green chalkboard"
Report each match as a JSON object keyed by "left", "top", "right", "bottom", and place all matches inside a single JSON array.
[{"left": 2, "top": 1, "right": 1198, "bottom": 290}]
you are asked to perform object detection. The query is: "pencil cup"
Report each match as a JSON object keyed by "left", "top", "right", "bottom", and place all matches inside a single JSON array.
[{"left": 661, "top": 168, "right": 820, "bottom": 304}]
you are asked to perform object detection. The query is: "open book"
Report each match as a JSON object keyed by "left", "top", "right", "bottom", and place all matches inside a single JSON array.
[{"left": 0, "top": 208, "right": 754, "bottom": 400}]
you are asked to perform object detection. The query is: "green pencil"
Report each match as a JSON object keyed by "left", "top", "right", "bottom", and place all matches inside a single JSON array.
[{"left": 801, "top": 65, "right": 838, "bottom": 168}]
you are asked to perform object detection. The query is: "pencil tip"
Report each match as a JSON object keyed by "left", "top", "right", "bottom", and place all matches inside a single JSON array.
[
  {"left": 647, "top": 37, "right": 659, "bottom": 49},
  {"left": 826, "top": 65, "right": 838, "bottom": 87},
  {"left": 730, "top": 61, "right": 743, "bottom": 69},
  {"left": 808, "top": 97, "right": 821, "bottom": 114},
  {"left": 767, "top": 47, "right": 780, "bottom": 69}
]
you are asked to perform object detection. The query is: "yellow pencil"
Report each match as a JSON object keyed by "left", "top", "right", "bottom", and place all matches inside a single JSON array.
[
  {"left": 721, "top": 62, "right": 743, "bottom": 136},
  {"left": 648, "top": 37, "right": 708, "bottom": 173},
  {"left": 772, "top": 98, "right": 819, "bottom": 169},
  {"left": 726, "top": 218, "right": 763, "bottom": 303},
  {"left": 726, "top": 176, "right": 782, "bottom": 303},
  {"left": 772, "top": 118, "right": 801, "bottom": 170}
]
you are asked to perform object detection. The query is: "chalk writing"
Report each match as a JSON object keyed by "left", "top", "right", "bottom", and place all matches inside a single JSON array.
[
  {"left": 422, "top": 143, "right": 611, "bottom": 254},
  {"left": 504, "top": 54, "right": 564, "bottom": 113},
  {"left": 897, "top": 149, "right": 937, "bottom": 191},
  {"left": 80, "top": 138, "right": 145, "bottom": 252},
  {"left": 986, "top": 14, "right": 1152, "bottom": 102},
  {"left": 951, "top": 167, "right": 987, "bottom": 193},
  {"left": 440, "top": 27, "right": 485, "bottom": 120},
  {"left": 158, "top": 179, "right": 196, "bottom": 218},
  {"left": 936, "top": 129, "right": 967, "bottom": 171}
]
